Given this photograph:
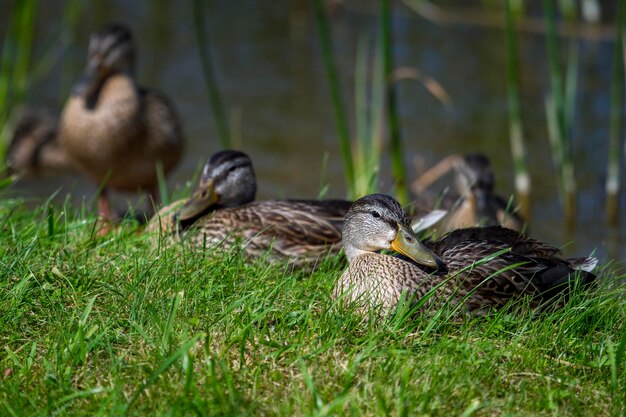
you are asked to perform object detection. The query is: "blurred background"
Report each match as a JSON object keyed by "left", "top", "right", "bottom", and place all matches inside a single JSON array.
[{"left": 1, "top": 0, "right": 625, "bottom": 262}]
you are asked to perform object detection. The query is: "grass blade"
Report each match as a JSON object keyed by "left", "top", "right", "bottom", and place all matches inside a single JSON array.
[
  {"left": 0, "top": 0, "right": 38, "bottom": 161},
  {"left": 544, "top": 0, "right": 576, "bottom": 221},
  {"left": 380, "top": 0, "right": 407, "bottom": 204},
  {"left": 314, "top": 0, "right": 355, "bottom": 197},
  {"left": 161, "top": 291, "right": 184, "bottom": 353},
  {"left": 606, "top": 0, "right": 625, "bottom": 223},
  {"left": 504, "top": 0, "right": 530, "bottom": 218},
  {"left": 125, "top": 332, "right": 204, "bottom": 413},
  {"left": 192, "top": 0, "right": 231, "bottom": 148}
]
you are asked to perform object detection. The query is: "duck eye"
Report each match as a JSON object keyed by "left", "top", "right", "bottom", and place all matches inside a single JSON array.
[
  {"left": 371, "top": 211, "right": 381, "bottom": 218},
  {"left": 226, "top": 163, "right": 243, "bottom": 175}
]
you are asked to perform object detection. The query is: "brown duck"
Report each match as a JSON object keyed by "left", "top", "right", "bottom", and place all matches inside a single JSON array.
[
  {"left": 413, "top": 154, "right": 525, "bottom": 232},
  {"left": 148, "top": 150, "right": 352, "bottom": 266},
  {"left": 6, "top": 108, "right": 72, "bottom": 176},
  {"left": 334, "top": 194, "right": 596, "bottom": 316},
  {"left": 58, "top": 23, "right": 184, "bottom": 221}
]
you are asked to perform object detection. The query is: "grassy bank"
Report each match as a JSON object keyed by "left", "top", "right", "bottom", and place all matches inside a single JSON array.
[{"left": 0, "top": 197, "right": 625, "bottom": 416}]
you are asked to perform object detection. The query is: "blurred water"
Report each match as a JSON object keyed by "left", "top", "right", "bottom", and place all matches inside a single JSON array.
[{"left": 3, "top": 0, "right": 625, "bottom": 264}]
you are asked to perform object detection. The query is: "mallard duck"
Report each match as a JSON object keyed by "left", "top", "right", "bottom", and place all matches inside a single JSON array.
[
  {"left": 446, "top": 154, "right": 524, "bottom": 231},
  {"left": 58, "top": 23, "right": 184, "bottom": 221},
  {"left": 413, "top": 154, "right": 525, "bottom": 232},
  {"left": 147, "top": 150, "right": 352, "bottom": 266},
  {"left": 6, "top": 107, "right": 73, "bottom": 175},
  {"left": 334, "top": 194, "right": 596, "bottom": 316}
]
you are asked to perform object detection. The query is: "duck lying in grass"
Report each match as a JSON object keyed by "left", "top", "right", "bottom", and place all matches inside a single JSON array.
[
  {"left": 334, "top": 194, "right": 596, "bottom": 316},
  {"left": 147, "top": 150, "right": 352, "bottom": 266}
]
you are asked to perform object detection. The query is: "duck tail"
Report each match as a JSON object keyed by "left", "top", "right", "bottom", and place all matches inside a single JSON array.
[
  {"left": 529, "top": 257, "right": 598, "bottom": 305},
  {"left": 568, "top": 256, "right": 598, "bottom": 273}
]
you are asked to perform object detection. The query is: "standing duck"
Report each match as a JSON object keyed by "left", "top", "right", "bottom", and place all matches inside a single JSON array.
[
  {"left": 58, "top": 23, "right": 184, "bottom": 222},
  {"left": 334, "top": 194, "right": 595, "bottom": 316},
  {"left": 147, "top": 150, "right": 352, "bottom": 266}
]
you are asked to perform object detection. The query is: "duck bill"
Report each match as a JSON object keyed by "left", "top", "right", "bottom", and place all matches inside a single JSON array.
[
  {"left": 474, "top": 188, "right": 489, "bottom": 212},
  {"left": 177, "top": 179, "right": 219, "bottom": 221},
  {"left": 72, "top": 61, "right": 102, "bottom": 98},
  {"left": 391, "top": 223, "right": 444, "bottom": 269}
]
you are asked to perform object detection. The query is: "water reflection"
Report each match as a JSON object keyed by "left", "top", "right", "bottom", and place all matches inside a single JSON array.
[{"left": 4, "top": 0, "right": 625, "bottom": 262}]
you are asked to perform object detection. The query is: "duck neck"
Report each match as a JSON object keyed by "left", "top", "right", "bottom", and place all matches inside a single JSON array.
[{"left": 344, "top": 244, "right": 370, "bottom": 263}]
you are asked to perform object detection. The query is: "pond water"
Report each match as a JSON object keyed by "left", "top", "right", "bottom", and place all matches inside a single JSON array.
[{"left": 4, "top": 1, "right": 625, "bottom": 264}]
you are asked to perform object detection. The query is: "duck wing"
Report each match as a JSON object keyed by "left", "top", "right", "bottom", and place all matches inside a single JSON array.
[{"left": 426, "top": 226, "right": 596, "bottom": 308}]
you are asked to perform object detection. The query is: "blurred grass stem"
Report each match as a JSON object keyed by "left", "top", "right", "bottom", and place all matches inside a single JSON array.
[
  {"left": 380, "top": 0, "right": 407, "bottom": 204},
  {"left": 314, "top": 0, "right": 355, "bottom": 197},
  {"left": 606, "top": 0, "right": 625, "bottom": 224},
  {"left": 544, "top": 0, "right": 577, "bottom": 223},
  {"left": 503, "top": 0, "right": 530, "bottom": 219},
  {"left": 193, "top": 0, "right": 231, "bottom": 148}
]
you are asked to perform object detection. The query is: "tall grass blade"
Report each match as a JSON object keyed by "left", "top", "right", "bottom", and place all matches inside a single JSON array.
[
  {"left": 563, "top": 42, "right": 579, "bottom": 222},
  {"left": 155, "top": 161, "right": 169, "bottom": 207},
  {"left": 58, "top": 0, "right": 84, "bottom": 101},
  {"left": 192, "top": 0, "right": 231, "bottom": 148},
  {"left": 380, "top": 0, "right": 407, "bottom": 204},
  {"left": 370, "top": 33, "right": 386, "bottom": 194},
  {"left": 353, "top": 36, "right": 384, "bottom": 197},
  {"left": 160, "top": 291, "right": 184, "bottom": 354},
  {"left": 544, "top": 0, "right": 576, "bottom": 222},
  {"left": 354, "top": 36, "right": 370, "bottom": 197},
  {"left": 606, "top": 0, "right": 625, "bottom": 223},
  {"left": 504, "top": 0, "right": 530, "bottom": 219},
  {"left": 314, "top": 0, "right": 355, "bottom": 197},
  {"left": 0, "top": 0, "right": 38, "bottom": 162},
  {"left": 124, "top": 332, "right": 204, "bottom": 414}
]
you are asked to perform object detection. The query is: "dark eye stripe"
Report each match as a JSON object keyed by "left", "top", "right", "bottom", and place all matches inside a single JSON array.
[{"left": 209, "top": 161, "right": 250, "bottom": 183}]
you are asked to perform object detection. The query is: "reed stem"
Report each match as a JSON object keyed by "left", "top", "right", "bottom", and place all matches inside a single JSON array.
[
  {"left": 192, "top": 0, "right": 231, "bottom": 148},
  {"left": 503, "top": 0, "right": 530, "bottom": 219},
  {"left": 380, "top": 0, "right": 407, "bottom": 204},
  {"left": 314, "top": 0, "right": 355, "bottom": 197},
  {"left": 0, "top": 0, "right": 38, "bottom": 162},
  {"left": 544, "top": 0, "right": 576, "bottom": 221},
  {"left": 606, "top": 0, "right": 625, "bottom": 223}
]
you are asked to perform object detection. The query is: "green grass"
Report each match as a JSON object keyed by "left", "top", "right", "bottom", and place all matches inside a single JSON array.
[{"left": 0, "top": 196, "right": 625, "bottom": 416}]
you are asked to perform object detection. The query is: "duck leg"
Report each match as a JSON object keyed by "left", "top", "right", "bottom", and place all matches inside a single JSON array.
[
  {"left": 96, "top": 188, "right": 115, "bottom": 235},
  {"left": 98, "top": 188, "right": 114, "bottom": 219}
]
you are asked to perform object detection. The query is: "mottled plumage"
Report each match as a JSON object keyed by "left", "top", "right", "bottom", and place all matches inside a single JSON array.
[
  {"left": 147, "top": 150, "right": 352, "bottom": 266},
  {"left": 334, "top": 194, "right": 596, "bottom": 316},
  {"left": 6, "top": 107, "right": 72, "bottom": 175},
  {"left": 58, "top": 23, "right": 184, "bottom": 221}
]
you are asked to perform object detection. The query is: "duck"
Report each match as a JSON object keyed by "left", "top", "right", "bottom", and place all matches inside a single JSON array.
[
  {"left": 147, "top": 150, "right": 353, "bottom": 266},
  {"left": 412, "top": 154, "right": 525, "bottom": 232},
  {"left": 57, "top": 23, "right": 184, "bottom": 222},
  {"left": 6, "top": 107, "right": 73, "bottom": 176},
  {"left": 334, "top": 194, "right": 596, "bottom": 316}
]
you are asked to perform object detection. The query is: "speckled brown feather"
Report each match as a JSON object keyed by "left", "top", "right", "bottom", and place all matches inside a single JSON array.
[
  {"left": 335, "top": 225, "right": 596, "bottom": 316},
  {"left": 7, "top": 108, "right": 73, "bottom": 174},
  {"left": 59, "top": 75, "right": 183, "bottom": 191},
  {"left": 147, "top": 198, "right": 351, "bottom": 266}
]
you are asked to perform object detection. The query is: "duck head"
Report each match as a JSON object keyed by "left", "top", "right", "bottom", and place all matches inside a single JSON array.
[
  {"left": 342, "top": 194, "right": 445, "bottom": 269},
  {"left": 73, "top": 23, "right": 135, "bottom": 107},
  {"left": 177, "top": 150, "right": 257, "bottom": 222}
]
